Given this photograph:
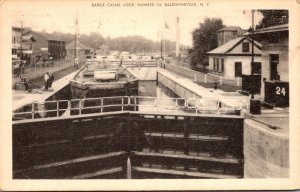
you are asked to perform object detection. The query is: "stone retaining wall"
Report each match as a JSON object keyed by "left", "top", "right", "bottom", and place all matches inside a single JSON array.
[{"left": 244, "top": 119, "right": 289, "bottom": 178}]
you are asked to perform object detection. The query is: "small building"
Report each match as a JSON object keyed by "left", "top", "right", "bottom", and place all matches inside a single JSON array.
[
  {"left": 217, "top": 26, "right": 246, "bottom": 46},
  {"left": 96, "top": 44, "right": 109, "bottom": 56},
  {"left": 206, "top": 36, "right": 262, "bottom": 79},
  {"left": 22, "top": 31, "right": 66, "bottom": 63},
  {"left": 66, "top": 41, "right": 93, "bottom": 62},
  {"left": 250, "top": 24, "right": 289, "bottom": 107},
  {"left": 12, "top": 27, "right": 22, "bottom": 59},
  {"left": 21, "top": 34, "right": 37, "bottom": 65},
  {"left": 48, "top": 40, "right": 66, "bottom": 60}
]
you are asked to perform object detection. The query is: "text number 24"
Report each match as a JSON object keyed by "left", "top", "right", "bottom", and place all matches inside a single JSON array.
[{"left": 276, "top": 86, "right": 286, "bottom": 96}]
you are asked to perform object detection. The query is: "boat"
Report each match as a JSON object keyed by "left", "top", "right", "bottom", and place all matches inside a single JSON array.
[{"left": 70, "top": 60, "right": 139, "bottom": 113}]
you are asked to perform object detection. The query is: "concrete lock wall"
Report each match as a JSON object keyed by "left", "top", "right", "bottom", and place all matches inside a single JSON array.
[
  {"left": 244, "top": 119, "right": 289, "bottom": 178},
  {"left": 157, "top": 72, "right": 201, "bottom": 102},
  {"left": 158, "top": 72, "right": 289, "bottom": 178}
]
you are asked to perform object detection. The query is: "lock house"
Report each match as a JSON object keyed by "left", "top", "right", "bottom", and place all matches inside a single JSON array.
[{"left": 250, "top": 24, "right": 289, "bottom": 108}]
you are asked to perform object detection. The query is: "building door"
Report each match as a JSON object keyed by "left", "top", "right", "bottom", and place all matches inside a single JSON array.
[
  {"left": 270, "top": 54, "right": 279, "bottom": 80},
  {"left": 235, "top": 62, "right": 242, "bottom": 77}
]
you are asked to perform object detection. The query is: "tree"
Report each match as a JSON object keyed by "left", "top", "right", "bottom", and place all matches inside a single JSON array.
[
  {"left": 189, "top": 18, "right": 224, "bottom": 70},
  {"left": 256, "top": 10, "right": 288, "bottom": 29}
]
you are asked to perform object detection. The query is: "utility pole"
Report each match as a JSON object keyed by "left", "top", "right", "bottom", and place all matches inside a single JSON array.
[
  {"left": 160, "top": 31, "right": 163, "bottom": 59},
  {"left": 20, "top": 21, "right": 23, "bottom": 61},
  {"left": 251, "top": 10, "right": 255, "bottom": 99},
  {"left": 176, "top": 16, "right": 180, "bottom": 57},
  {"left": 249, "top": 9, "right": 261, "bottom": 115},
  {"left": 75, "top": 13, "right": 78, "bottom": 60},
  {"left": 20, "top": 21, "right": 24, "bottom": 75}
]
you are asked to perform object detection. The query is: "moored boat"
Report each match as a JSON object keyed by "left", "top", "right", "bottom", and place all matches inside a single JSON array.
[{"left": 70, "top": 60, "right": 139, "bottom": 114}]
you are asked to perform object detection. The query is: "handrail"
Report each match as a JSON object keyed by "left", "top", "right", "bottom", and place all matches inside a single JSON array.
[{"left": 12, "top": 96, "right": 248, "bottom": 120}]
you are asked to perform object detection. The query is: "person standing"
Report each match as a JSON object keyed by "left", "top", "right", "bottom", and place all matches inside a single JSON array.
[
  {"left": 49, "top": 73, "right": 54, "bottom": 88},
  {"left": 44, "top": 72, "right": 50, "bottom": 91},
  {"left": 74, "top": 57, "right": 79, "bottom": 69}
]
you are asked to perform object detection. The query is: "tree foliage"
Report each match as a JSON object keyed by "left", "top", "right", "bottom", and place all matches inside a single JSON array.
[
  {"left": 31, "top": 30, "right": 175, "bottom": 54},
  {"left": 256, "top": 10, "right": 288, "bottom": 29},
  {"left": 189, "top": 18, "right": 224, "bottom": 70}
]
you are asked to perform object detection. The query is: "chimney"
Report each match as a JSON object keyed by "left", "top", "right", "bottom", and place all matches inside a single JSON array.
[{"left": 175, "top": 16, "right": 180, "bottom": 57}]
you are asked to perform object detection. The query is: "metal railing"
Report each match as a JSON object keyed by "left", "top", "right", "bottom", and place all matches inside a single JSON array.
[
  {"left": 163, "top": 63, "right": 242, "bottom": 88},
  {"left": 122, "top": 60, "right": 158, "bottom": 68},
  {"left": 12, "top": 58, "right": 73, "bottom": 77},
  {"left": 12, "top": 96, "right": 248, "bottom": 121}
]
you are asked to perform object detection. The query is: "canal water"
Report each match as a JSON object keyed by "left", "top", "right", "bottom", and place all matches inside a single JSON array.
[{"left": 13, "top": 80, "right": 184, "bottom": 120}]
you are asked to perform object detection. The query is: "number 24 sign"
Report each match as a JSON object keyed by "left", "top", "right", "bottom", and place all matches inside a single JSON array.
[{"left": 276, "top": 86, "right": 287, "bottom": 96}]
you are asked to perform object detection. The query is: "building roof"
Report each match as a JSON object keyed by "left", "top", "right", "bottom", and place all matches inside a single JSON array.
[
  {"left": 244, "top": 24, "right": 288, "bottom": 35},
  {"left": 254, "top": 23, "right": 288, "bottom": 34},
  {"left": 218, "top": 26, "right": 241, "bottom": 32},
  {"left": 23, "top": 31, "right": 66, "bottom": 41},
  {"left": 12, "top": 26, "right": 22, "bottom": 31},
  {"left": 23, "top": 34, "right": 36, "bottom": 42},
  {"left": 66, "top": 41, "right": 92, "bottom": 50},
  {"left": 207, "top": 36, "right": 261, "bottom": 55}
]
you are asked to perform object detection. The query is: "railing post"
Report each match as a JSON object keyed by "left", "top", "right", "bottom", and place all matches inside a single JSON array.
[
  {"left": 175, "top": 98, "right": 178, "bottom": 112},
  {"left": 128, "top": 96, "right": 131, "bottom": 105},
  {"left": 32, "top": 102, "right": 35, "bottom": 119},
  {"left": 101, "top": 98, "right": 103, "bottom": 113},
  {"left": 56, "top": 100, "right": 59, "bottom": 117},
  {"left": 68, "top": 100, "right": 71, "bottom": 115},
  {"left": 121, "top": 97, "right": 124, "bottom": 111},
  {"left": 79, "top": 99, "right": 82, "bottom": 115},
  {"left": 154, "top": 98, "right": 157, "bottom": 112},
  {"left": 237, "top": 77, "right": 240, "bottom": 86},
  {"left": 134, "top": 97, "right": 137, "bottom": 111},
  {"left": 195, "top": 99, "right": 198, "bottom": 114},
  {"left": 220, "top": 76, "right": 223, "bottom": 85},
  {"left": 217, "top": 100, "right": 220, "bottom": 115}
]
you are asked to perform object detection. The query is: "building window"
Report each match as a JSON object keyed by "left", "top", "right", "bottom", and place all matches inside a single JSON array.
[
  {"left": 253, "top": 62, "right": 261, "bottom": 74},
  {"left": 242, "top": 42, "right": 249, "bottom": 52},
  {"left": 221, "top": 58, "right": 224, "bottom": 72},
  {"left": 270, "top": 54, "right": 279, "bottom": 80},
  {"left": 235, "top": 62, "right": 242, "bottom": 77},
  {"left": 216, "top": 58, "right": 219, "bottom": 71},
  {"left": 213, "top": 58, "right": 216, "bottom": 71}
]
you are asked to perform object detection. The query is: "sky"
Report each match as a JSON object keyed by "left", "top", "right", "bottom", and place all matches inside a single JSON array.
[{"left": 10, "top": 1, "right": 263, "bottom": 46}]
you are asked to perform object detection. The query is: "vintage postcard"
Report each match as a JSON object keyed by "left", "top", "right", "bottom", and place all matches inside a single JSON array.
[{"left": 0, "top": 0, "right": 300, "bottom": 190}]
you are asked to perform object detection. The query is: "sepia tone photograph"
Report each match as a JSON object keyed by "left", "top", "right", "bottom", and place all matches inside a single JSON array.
[{"left": 0, "top": 0, "right": 299, "bottom": 191}]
